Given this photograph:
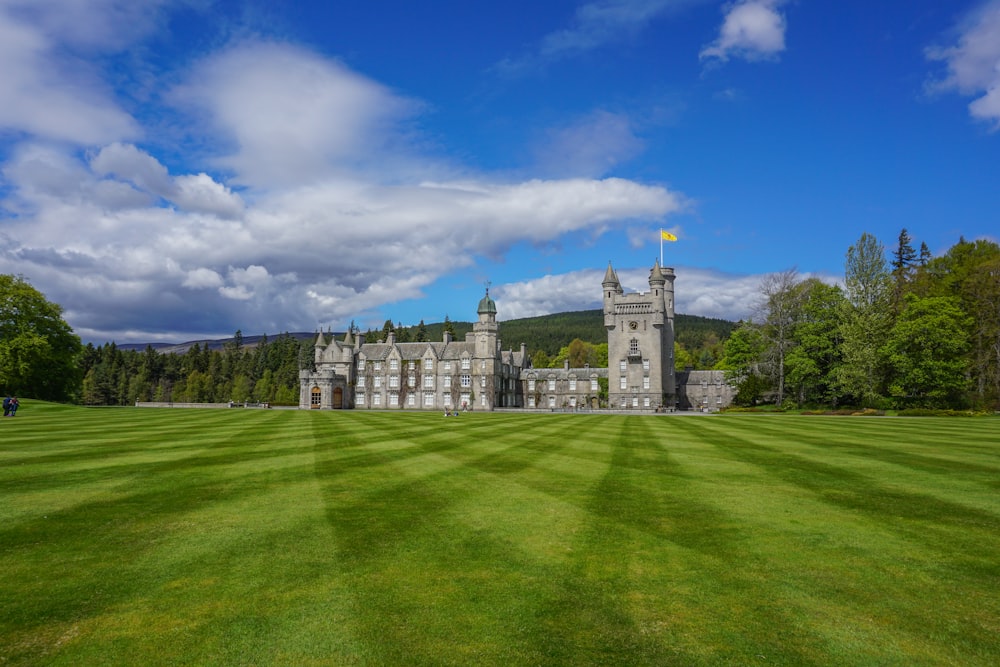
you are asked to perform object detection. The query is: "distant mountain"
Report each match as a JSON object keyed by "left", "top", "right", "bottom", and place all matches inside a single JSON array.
[{"left": 113, "top": 311, "right": 733, "bottom": 357}]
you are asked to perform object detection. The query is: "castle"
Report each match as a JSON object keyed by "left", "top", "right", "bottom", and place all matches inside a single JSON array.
[{"left": 299, "top": 261, "right": 734, "bottom": 411}]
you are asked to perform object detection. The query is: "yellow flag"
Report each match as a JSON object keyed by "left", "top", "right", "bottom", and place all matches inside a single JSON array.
[{"left": 661, "top": 230, "right": 677, "bottom": 242}]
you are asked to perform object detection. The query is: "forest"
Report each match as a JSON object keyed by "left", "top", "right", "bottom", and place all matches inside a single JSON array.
[
  {"left": 75, "top": 313, "right": 732, "bottom": 406},
  {"left": 721, "top": 231, "right": 1000, "bottom": 410}
]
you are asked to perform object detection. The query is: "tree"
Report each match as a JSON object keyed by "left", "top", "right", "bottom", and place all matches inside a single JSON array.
[
  {"left": 720, "top": 321, "right": 768, "bottom": 406},
  {"left": 757, "top": 268, "right": 802, "bottom": 405},
  {"left": 415, "top": 319, "right": 428, "bottom": 342},
  {"left": 837, "top": 233, "right": 892, "bottom": 406},
  {"left": 891, "top": 228, "right": 918, "bottom": 311},
  {"left": 0, "top": 275, "right": 83, "bottom": 401},
  {"left": 884, "top": 294, "right": 971, "bottom": 407},
  {"left": 785, "top": 279, "right": 845, "bottom": 406}
]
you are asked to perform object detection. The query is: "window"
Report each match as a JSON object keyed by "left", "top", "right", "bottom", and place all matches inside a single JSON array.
[
  {"left": 480, "top": 375, "right": 486, "bottom": 387},
  {"left": 460, "top": 374, "right": 471, "bottom": 388},
  {"left": 374, "top": 376, "right": 382, "bottom": 388},
  {"left": 569, "top": 397, "right": 577, "bottom": 407},
  {"left": 644, "top": 397, "right": 650, "bottom": 408},
  {"left": 389, "top": 359, "right": 399, "bottom": 371},
  {"left": 444, "top": 361, "right": 451, "bottom": 372},
  {"left": 591, "top": 379, "right": 599, "bottom": 391},
  {"left": 408, "top": 375, "right": 415, "bottom": 388},
  {"left": 389, "top": 392, "right": 399, "bottom": 407},
  {"left": 423, "top": 359, "right": 433, "bottom": 371},
  {"left": 408, "top": 361, "right": 415, "bottom": 371},
  {"left": 547, "top": 378, "right": 556, "bottom": 391},
  {"left": 569, "top": 378, "right": 577, "bottom": 391},
  {"left": 643, "top": 359, "right": 650, "bottom": 371},
  {"left": 461, "top": 358, "right": 471, "bottom": 370},
  {"left": 620, "top": 377, "right": 627, "bottom": 390},
  {"left": 407, "top": 393, "right": 415, "bottom": 406},
  {"left": 356, "top": 376, "right": 364, "bottom": 387},
  {"left": 629, "top": 338, "right": 639, "bottom": 356},
  {"left": 528, "top": 379, "right": 535, "bottom": 391},
  {"left": 632, "top": 396, "right": 639, "bottom": 407},
  {"left": 357, "top": 358, "right": 364, "bottom": 370},
  {"left": 460, "top": 393, "right": 470, "bottom": 408},
  {"left": 388, "top": 375, "right": 399, "bottom": 389},
  {"left": 444, "top": 376, "right": 451, "bottom": 388},
  {"left": 374, "top": 361, "right": 382, "bottom": 372},
  {"left": 373, "top": 393, "right": 381, "bottom": 406},
  {"left": 528, "top": 395, "right": 536, "bottom": 408},
  {"left": 548, "top": 396, "right": 556, "bottom": 408},
  {"left": 310, "top": 387, "right": 321, "bottom": 407},
  {"left": 357, "top": 391, "right": 365, "bottom": 404},
  {"left": 643, "top": 376, "right": 650, "bottom": 390},
  {"left": 444, "top": 393, "right": 452, "bottom": 406},
  {"left": 619, "top": 360, "right": 626, "bottom": 372},
  {"left": 423, "top": 376, "right": 434, "bottom": 389},
  {"left": 424, "top": 392, "right": 434, "bottom": 406}
]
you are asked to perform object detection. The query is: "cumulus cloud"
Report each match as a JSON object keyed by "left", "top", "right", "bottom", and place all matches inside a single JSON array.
[
  {"left": 495, "top": 264, "right": 759, "bottom": 322},
  {"left": 495, "top": 263, "right": 841, "bottom": 323},
  {"left": 0, "top": 7, "right": 688, "bottom": 343},
  {"left": 0, "top": 0, "right": 169, "bottom": 144},
  {"left": 700, "top": 0, "right": 788, "bottom": 63},
  {"left": 926, "top": 0, "right": 1000, "bottom": 128},
  {"left": 169, "top": 41, "right": 424, "bottom": 188}
]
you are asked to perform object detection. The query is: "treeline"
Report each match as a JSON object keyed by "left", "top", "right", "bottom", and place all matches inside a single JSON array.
[
  {"left": 78, "top": 332, "right": 308, "bottom": 406},
  {"left": 721, "top": 232, "right": 1000, "bottom": 410}
]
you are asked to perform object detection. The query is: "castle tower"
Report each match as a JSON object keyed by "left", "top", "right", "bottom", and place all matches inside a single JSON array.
[{"left": 605, "top": 260, "right": 676, "bottom": 410}]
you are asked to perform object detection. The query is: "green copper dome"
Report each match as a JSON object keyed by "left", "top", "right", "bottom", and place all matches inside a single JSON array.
[{"left": 478, "top": 290, "right": 497, "bottom": 315}]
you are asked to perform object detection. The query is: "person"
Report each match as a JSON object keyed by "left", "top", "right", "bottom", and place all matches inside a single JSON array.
[
  {"left": 2, "top": 396, "right": 10, "bottom": 417},
  {"left": 8, "top": 397, "right": 18, "bottom": 416}
]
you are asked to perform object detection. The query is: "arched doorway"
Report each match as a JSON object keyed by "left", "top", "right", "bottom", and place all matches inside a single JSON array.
[
  {"left": 310, "top": 386, "right": 321, "bottom": 409},
  {"left": 332, "top": 387, "right": 343, "bottom": 409}
]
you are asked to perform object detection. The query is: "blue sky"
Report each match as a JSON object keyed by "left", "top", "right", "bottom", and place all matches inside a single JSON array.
[{"left": 0, "top": 0, "right": 997, "bottom": 344}]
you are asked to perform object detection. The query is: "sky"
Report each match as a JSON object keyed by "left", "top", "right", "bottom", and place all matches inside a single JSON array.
[{"left": 0, "top": 0, "right": 997, "bottom": 344}]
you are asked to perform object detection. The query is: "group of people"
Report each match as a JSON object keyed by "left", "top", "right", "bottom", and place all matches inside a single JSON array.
[{"left": 3, "top": 396, "right": 19, "bottom": 417}]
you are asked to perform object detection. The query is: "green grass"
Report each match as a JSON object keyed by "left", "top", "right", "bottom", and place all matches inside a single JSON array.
[{"left": 2, "top": 402, "right": 998, "bottom": 666}]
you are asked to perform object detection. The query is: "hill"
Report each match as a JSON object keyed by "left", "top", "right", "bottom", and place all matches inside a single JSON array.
[{"left": 115, "top": 311, "right": 733, "bottom": 359}]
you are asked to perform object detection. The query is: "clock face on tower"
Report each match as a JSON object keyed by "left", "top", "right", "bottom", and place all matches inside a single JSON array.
[{"left": 629, "top": 320, "right": 638, "bottom": 330}]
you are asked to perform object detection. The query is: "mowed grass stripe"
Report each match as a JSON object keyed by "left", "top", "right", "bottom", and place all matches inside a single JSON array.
[
  {"left": 665, "top": 415, "right": 1000, "bottom": 664},
  {"left": 1, "top": 404, "right": 998, "bottom": 665}
]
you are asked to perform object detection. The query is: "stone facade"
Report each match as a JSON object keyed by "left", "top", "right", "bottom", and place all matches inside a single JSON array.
[{"left": 299, "top": 261, "right": 734, "bottom": 411}]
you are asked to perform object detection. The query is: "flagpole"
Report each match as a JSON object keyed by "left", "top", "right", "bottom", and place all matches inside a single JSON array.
[{"left": 659, "top": 228, "right": 663, "bottom": 266}]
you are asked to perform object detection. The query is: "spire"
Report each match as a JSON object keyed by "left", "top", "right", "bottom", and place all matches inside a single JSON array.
[
  {"left": 343, "top": 328, "right": 354, "bottom": 347},
  {"left": 602, "top": 261, "right": 620, "bottom": 287},
  {"left": 649, "top": 258, "right": 666, "bottom": 285}
]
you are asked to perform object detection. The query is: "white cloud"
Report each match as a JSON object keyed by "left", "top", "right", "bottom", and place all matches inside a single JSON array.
[
  {"left": 534, "top": 110, "right": 646, "bottom": 178},
  {"left": 495, "top": 264, "right": 841, "bottom": 323},
  {"left": 0, "top": 1, "right": 168, "bottom": 145},
  {"left": 495, "top": 264, "right": 759, "bottom": 322},
  {"left": 700, "top": 0, "right": 788, "bottom": 63},
  {"left": 169, "top": 40, "right": 424, "bottom": 188},
  {"left": 926, "top": 0, "right": 1000, "bottom": 128},
  {"left": 0, "top": 7, "right": 688, "bottom": 343}
]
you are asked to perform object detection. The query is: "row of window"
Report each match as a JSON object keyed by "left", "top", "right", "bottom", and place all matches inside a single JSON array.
[
  {"left": 359, "top": 358, "right": 473, "bottom": 372},
  {"left": 527, "top": 378, "right": 601, "bottom": 392},
  {"left": 358, "top": 374, "right": 476, "bottom": 389}
]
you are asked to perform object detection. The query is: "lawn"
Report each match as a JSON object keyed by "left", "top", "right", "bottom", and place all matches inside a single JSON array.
[{"left": 1, "top": 402, "right": 998, "bottom": 666}]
